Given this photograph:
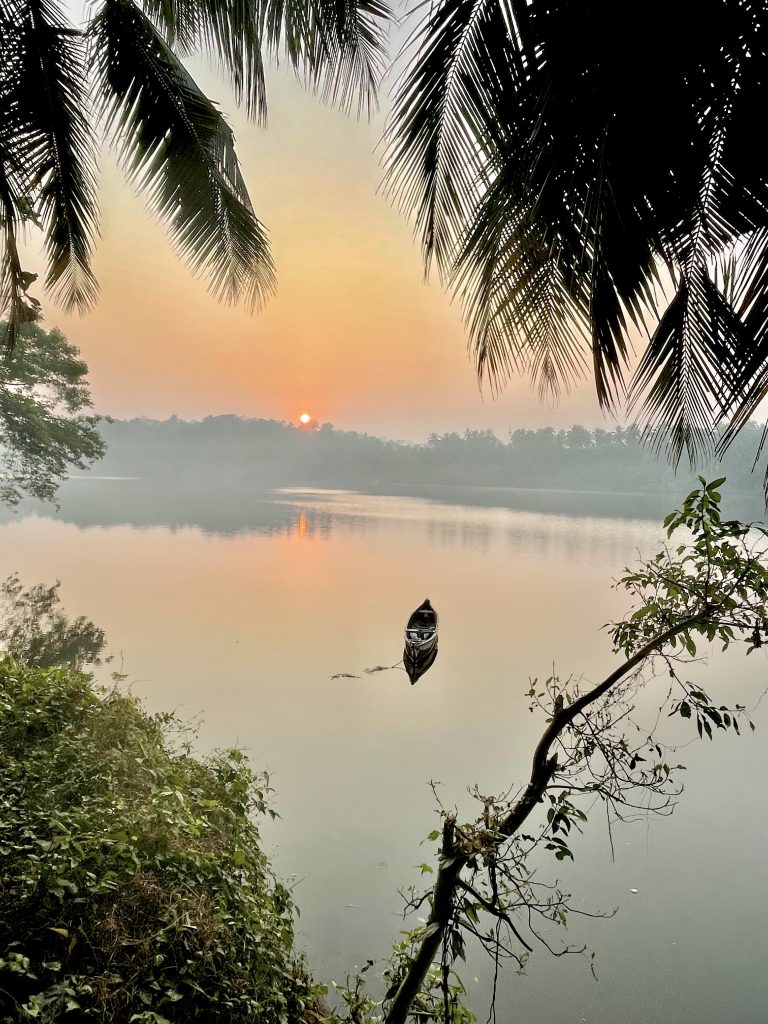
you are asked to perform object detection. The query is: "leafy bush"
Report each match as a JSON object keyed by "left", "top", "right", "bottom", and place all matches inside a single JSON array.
[{"left": 0, "top": 659, "right": 320, "bottom": 1023}]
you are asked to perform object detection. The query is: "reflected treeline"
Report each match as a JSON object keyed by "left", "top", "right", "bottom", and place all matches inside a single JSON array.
[
  {"left": 0, "top": 480, "right": 302, "bottom": 536},
  {"left": 1, "top": 478, "right": 764, "bottom": 574},
  {"left": 1, "top": 416, "right": 766, "bottom": 538},
  {"left": 87, "top": 416, "right": 768, "bottom": 504},
  {"left": 0, "top": 481, "right": 362, "bottom": 539},
  {"left": 0, "top": 473, "right": 764, "bottom": 542},
  {"left": 385, "top": 483, "right": 765, "bottom": 524}
]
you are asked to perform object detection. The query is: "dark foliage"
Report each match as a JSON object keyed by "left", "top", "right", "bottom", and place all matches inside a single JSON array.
[
  {"left": 0, "top": 0, "right": 391, "bottom": 349},
  {"left": 0, "top": 322, "right": 104, "bottom": 506},
  {"left": 0, "top": 660, "right": 322, "bottom": 1023},
  {"left": 386, "top": 1, "right": 768, "bottom": 483}
]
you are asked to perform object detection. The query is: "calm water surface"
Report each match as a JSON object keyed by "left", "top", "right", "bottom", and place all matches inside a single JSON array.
[{"left": 1, "top": 484, "right": 765, "bottom": 1023}]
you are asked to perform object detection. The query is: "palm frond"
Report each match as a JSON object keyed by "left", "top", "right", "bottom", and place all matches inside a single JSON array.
[
  {"left": 0, "top": 160, "right": 27, "bottom": 354},
  {"left": 714, "top": 229, "right": 768, "bottom": 455},
  {"left": 91, "top": 0, "right": 275, "bottom": 309},
  {"left": 14, "top": 0, "right": 99, "bottom": 312},
  {"left": 311, "top": 0, "right": 391, "bottom": 116},
  {"left": 386, "top": 0, "right": 768, "bottom": 473},
  {"left": 453, "top": 173, "right": 590, "bottom": 398},
  {"left": 141, "top": 0, "right": 391, "bottom": 123},
  {"left": 629, "top": 265, "right": 746, "bottom": 465},
  {"left": 138, "top": 0, "right": 201, "bottom": 51},
  {"left": 154, "top": 0, "right": 270, "bottom": 124},
  {"left": 384, "top": 0, "right": 521, "bottom": 275}
]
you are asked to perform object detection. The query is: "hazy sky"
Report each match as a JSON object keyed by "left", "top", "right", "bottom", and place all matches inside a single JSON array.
[{"left": 27, "top": 18, "right": 636, "bottom": 441}]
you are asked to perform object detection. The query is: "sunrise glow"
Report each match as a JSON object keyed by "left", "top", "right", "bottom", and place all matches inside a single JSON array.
[{"left": 299, "top": 413, "right": 311, "bottom": 424}]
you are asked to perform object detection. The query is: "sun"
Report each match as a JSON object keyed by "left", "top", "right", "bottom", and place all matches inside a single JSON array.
[{"left": 299, "top": 412, "right": 311, "bottom": 425}]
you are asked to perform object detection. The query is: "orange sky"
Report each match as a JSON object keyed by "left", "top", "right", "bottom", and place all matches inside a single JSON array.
[{"left": 26, "top": 43, "right": 633, "bottom": 441}]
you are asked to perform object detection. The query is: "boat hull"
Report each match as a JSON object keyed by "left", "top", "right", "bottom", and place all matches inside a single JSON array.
[
  {"left": 403, "top": 643, "right": 438, "bottom": 684},
  {"left": 403, "top": 599, "right": 438, "bottom": 684}
]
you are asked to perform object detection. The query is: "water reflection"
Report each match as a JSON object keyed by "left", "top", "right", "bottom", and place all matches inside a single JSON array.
[
  {"left": 0, "top": 484, "right": 765, "bottom": 1024},
  {"left": 6, "top": 477, "right": 762, "bottom": 541},
  {"left": 2, "top": 481, "right": 666, "bottom": 568}
]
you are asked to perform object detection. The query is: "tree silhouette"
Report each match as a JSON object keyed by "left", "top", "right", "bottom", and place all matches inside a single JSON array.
[
  {"left": 0, "top": 0, "right": 391, "bottom": 350},
  {"left": 386, "top": 1, "right": 768, "bottom": 481}
]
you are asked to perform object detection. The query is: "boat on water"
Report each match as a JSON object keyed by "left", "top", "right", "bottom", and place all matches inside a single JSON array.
[{"left": 403, "top": 598, "right": 438, "bottom": 684}]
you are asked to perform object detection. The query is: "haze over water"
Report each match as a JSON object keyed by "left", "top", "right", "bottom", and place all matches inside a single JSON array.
[{"left": 1, "top": 483, "right": 765, "bottom": 1023}]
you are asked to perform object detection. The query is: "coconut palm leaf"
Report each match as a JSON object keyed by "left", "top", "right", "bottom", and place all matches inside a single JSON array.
[
  {"left": 14, "top": 0, "right": 99, "bottom": 313},
  {"left": 143, "top": 0, "right": 270, "bottom": 123},
  {"left": 90, "top": 0, "right": 275, "bottom": 309},
  {"left": 715, "top": 230, "right": 768, "bottom": 454},
  {"left": 387, "top": 0, "right": 768, "bottom": 469},
  {"left": 312, "top": 0, "right": 391, "bottom": 115},
  {"left": 452, "top": 172, "right": 590, "bottom": 398},
  {"left": 139, "top": 0, "right": 201, "bottom": 51},
  {"left": 0, "top": 0, "right": 97, "bottom": 349},
  {"left": 1, "top": 0, "right": 391, "bottom": 346},
  {"left": 629, "top": 266, "right": 747, "bottom": 466},
  {"left": 141, "top": 0, "right": 391, "bottom": 123},
  {"left": 385, "top": 0, "right": 521, "bottom": 274}
]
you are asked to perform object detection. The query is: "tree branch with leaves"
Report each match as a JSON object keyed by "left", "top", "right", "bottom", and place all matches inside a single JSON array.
[
  {"left": 0, "top": 321, "right": 104, "bottom": 506},
  {"left": 367, "top": 480, "right": 764, "bottom": 1024}
]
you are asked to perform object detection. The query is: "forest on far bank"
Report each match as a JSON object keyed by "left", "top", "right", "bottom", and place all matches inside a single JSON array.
[{"left": 92, "top": 416, "right": 768, "bottom": 500}]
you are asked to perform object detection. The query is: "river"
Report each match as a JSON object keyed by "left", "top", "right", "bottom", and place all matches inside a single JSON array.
[{"left": 1, "top": 481, "right": 765, "bottom": 1023}]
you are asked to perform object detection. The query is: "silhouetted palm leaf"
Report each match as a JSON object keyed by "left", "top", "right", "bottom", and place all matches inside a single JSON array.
[
  {"left": 0, "top": 156, "right": 32, "bottom": 354},
  {"left": 387, "top": 0, "right": 768, "bottom": 469},
  {"left": 1, "top": 0, "right": 99, "bottom": 349},
  {"left": 386, "top": 0, "right": 516, "bottom": 273},
  {"left": 313, "top": 0, "right": 391, "bottom": 115},
  {"left": 0, "top": 0, "right": 391, "bottom": 351},
  {"left": 630, "top": 267, "right": 747, "bottom": 465},
  {"left": 17, "top": 0, "right": 99, "bottom": 311},
  {"left": 91, "top": 0, "right": 275, "bottom": 309},
  {"left": 452, "top": 169, "right": 590, "bottom": 399}
]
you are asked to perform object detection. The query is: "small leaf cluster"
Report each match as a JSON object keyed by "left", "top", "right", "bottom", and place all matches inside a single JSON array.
[
  {"left": 612, "top": 479, "right": 768, "bottom": 659},
  {"left": 379, "top": 931, "right": 475, "bottom": 1024},
  {"left": 543, "top": 793, "right": 586, "bottom": 863},
  {"left": 671, "top": 684, "right": 754, "bottom": 740},
  {"left": 0, "top": 659, "right": 320, "bottom": 1024}
]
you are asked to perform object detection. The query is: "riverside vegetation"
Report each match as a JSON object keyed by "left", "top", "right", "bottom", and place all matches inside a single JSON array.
[
  {"left": 91, "top": 415, "right": 768, "bottom": 502},
  {"left": 0, "top": 481, "right": 765, "bottom": 1023},
  {"left": 0, "top": 660, "right": 324, "bottom": 1024}
]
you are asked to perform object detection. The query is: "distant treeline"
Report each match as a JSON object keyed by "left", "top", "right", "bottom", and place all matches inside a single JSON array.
[{"left": 93, "top": 416, "right": 768, "bottom": 499}]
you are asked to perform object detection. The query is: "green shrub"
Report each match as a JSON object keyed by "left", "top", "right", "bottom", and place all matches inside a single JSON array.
[{"left": 0, "top": 659, "right": 319, "bottom": 1023}]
